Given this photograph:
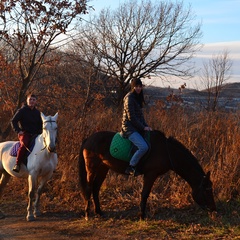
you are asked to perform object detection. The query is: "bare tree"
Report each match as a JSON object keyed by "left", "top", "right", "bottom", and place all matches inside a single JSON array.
[
  {"left": 72, "top": 0, "right": 202, "bottom": 104},
  {"left": 201, "top": 51, "right": 232, "bottom": 111},
  {"left": 0, "top": 0, "right": 89, "bottom": 138}
]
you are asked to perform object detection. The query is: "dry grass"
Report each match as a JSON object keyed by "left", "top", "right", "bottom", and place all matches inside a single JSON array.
[
  {"left": 1, "top": 100, "right": 239, "bottom": 238},
  {"left": 53, "top": 103, "right": 239, "bottom": 238},
  {"left": 56, "top": 102, "right": 239, "bottom": 205}
]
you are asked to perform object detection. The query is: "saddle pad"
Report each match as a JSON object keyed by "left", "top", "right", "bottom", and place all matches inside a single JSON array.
[
  {"left": 10, "top": 142, "right": 21, "bottom": 157},
  {"left": 110, "top": 133, "right": 132, "bottom": 162},
  {"left": 9, "top": 139, "right": 35, "bottom": 157}
]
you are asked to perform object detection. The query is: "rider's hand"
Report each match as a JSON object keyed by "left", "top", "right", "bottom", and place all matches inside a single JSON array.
[
  {"left": 144, "top": 126, "right": 152, "bottom": 131},
  {"left": 18, "top": 131, "right": 24, "bottom": 137}
]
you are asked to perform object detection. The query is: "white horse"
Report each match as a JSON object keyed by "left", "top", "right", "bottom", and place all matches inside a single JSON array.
[{"left": 0, "top": 112, "right": 58, "bottom": 221}]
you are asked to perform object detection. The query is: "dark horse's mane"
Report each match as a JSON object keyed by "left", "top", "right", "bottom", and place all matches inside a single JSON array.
[{"left": 166, "top": 134, "right": 205, "bottom": 174}]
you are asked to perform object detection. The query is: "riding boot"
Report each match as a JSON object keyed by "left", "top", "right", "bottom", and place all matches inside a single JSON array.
[
  {"left": 13, "top": 132, "right": 31, "bottom": 173},
  {"left": 12, "top": 164, "right": 20, "bottom": 173},
  {"left": 125, "top": 165, "right": 135, "bottom": 175},
  {"left": 13, "top": 139, "right": 28, "bottom": 173},
  {"left": 125, "top": 165, "right": 142, "bottom": 176}
]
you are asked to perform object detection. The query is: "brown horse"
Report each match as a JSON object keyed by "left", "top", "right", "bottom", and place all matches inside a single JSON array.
[{"left": 78, "top": 130, "right": 216, "bottom": 220}]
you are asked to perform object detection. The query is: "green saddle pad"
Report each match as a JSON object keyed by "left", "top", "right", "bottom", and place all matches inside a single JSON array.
[{"left": 110, "top": 133, "right": 133, "bottom": 162}]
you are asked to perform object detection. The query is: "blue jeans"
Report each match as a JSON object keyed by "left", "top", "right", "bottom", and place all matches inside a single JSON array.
[{"left": 128, "top": 132, "right": 149, "bottom": 167}]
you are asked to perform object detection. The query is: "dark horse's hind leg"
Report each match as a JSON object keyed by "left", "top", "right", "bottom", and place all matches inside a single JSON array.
[
  {"left": 92, "top": 165, "right": 109, "bottom": 217},
  {"left": 84, "top": 158, "right": 108, "bottom": 220}
]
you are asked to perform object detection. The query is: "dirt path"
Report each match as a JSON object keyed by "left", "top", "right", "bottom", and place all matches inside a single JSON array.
[
  {"left": 0, "top": 209, "right": 159, "bottom": 240},
  {"left": 0, "top": 210, "right": 84, "bottom": 240},
  {"left": 0, "top": 180, "right": 148, "bottom": 240},
  {"left": 0, "top": 188, "right": 239, "bottom": 239},
  {"left": 1, "top": 204, "right": 240, "bottom": 240},
  {"left": 0, "top": 202, "right": 147, "bottom": 240}
]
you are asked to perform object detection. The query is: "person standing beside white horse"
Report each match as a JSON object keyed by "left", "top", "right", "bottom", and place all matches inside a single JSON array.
[{"left": 0, "top": 98, "right": 58, "bottom": 220}]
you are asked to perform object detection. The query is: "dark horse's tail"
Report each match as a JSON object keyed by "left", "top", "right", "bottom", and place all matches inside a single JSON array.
[{"left": 78, "top": 138, "right": 88, "bottom": 200}]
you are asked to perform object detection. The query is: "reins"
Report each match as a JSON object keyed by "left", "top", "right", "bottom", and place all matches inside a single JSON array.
[
  {"left": 35, "top": 119, "right": 56, "bottom": 155},
  {"left": 34, "top": 137, "right": 47, "bottom": 155},
  {"left": 23, "top": 143, "right": 32, "bottom": 153}
]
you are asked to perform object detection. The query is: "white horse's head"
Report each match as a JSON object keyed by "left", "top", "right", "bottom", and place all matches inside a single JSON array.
[{"left": 41, "top": 112, "right": 58, "bottom": 153}]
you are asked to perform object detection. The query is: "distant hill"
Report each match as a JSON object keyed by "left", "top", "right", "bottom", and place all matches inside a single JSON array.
[
  {"left": 145, "top": 82, "right": 240, "bottom": 99},
  {"left": 218, "top": 82, "right": 240, "bottom": 98}
]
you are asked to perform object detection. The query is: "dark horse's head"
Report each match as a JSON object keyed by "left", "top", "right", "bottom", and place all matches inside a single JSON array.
[
  {"left": 192, "top": 171, "right": 216, "bottom": 212},
  {"left": 167, "top": 135, "right": 217, "bottom": 214}
]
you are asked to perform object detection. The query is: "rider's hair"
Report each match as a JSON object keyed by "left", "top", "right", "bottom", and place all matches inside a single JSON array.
[{"left": 27, "top": 93, "right": 37, "bottom": 99}]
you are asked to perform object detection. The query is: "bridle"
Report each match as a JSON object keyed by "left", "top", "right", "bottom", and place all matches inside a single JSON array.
[
  {"left": 39, "top": 119, "right": 57, "bottom": 153},
  {"left": 43, "top": 119, "right": 56, "bottom": 125}
]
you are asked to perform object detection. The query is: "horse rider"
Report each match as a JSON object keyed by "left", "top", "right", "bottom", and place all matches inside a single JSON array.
[
  {"left": 11, "top": 93, "right": 42, "bottom": 173},
  {"left": 121, "top": 78, "right": 152, "bottom": 175}
]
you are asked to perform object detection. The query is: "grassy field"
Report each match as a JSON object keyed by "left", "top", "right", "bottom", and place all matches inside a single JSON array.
[
  {"left": 0, "top": 174, "right": 239, "bottom": 239},
  {"left": 1, "top": 98, "right": 239, "bottom": 239}
]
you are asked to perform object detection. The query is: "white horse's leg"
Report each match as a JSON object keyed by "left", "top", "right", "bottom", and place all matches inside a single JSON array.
[
  {"left": 0, "top": 172, "right": 11, "bottom": 219},
  {"left": 26, "top": 174, "right": 36, "bottom": 221},
  {"left": 34, "top": 172, "right": 52, "bottom": 217},
  {"left": 0, "top": 171, "right": 11, "bottom": 197}
]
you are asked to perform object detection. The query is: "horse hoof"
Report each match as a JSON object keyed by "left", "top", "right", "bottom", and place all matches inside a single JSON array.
[
  {"left": 96, "top": 212, "right": 105, "bottom": 219},
  {"left": 26, "top": 215, "right": 35, "bottom": 221},
  {"left": 209, "top": 211, "right": 219, "bottom": 221},
  {"left": 34, "top": 211, "right": 41, "bottom": 217},
  {"left": 0, "top": 212, "right": 5, "bottom": 219},
  {"left": 139, "top": 213, "right": 145, "bottom": 221}
]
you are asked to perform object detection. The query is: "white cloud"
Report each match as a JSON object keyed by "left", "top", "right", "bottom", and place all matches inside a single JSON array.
[
  {"left": 147, "top": 41, "right": 240, "bottom": 90},
  {"left": 196, "top": 41, "right": 240, "bottom": 58},
  {"left": 194, "top": 41, "right": 240, "bottom": 88}
]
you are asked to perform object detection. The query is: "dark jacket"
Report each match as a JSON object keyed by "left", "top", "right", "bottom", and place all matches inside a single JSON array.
[
  {"left": 11, "top": 104, "right": 42, "bottom": 135},
  {"left": 121, "top": 92, "right": 148, "bottom": 137}
]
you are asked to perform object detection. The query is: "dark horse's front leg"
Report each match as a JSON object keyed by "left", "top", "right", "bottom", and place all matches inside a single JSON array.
[
  {"left": 92, "top": 165, "right": 109, "bottom": 217},
  {"left": 140, "top": 173, "right": 158, "bottom": 220},
  {"left": 84, "top": 171, "right": 95, "bottom": 221}
]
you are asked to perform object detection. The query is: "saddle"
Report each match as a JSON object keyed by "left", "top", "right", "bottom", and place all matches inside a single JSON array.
[
  {"left": 110, "top": 132, "right": 150, "bottom": 162},
  {"left": 9, "top": 136, "right": 37, "bottom": 165}
]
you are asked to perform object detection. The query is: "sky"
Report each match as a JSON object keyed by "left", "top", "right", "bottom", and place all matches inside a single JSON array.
[{"left": 85, "top": 0, "right": 240, "bottom": 89}]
